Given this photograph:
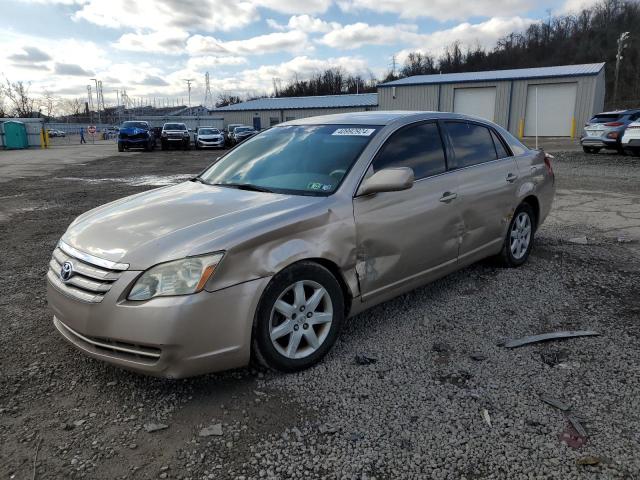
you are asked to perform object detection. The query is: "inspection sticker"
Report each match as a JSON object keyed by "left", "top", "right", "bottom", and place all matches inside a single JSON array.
[{"left": 332, "top": 128, "right": 376, "bottom": 136}]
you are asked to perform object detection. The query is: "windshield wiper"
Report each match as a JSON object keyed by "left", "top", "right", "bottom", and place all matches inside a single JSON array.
[{"left": 212, "top": 182, "right": 274, "bottom": 193}]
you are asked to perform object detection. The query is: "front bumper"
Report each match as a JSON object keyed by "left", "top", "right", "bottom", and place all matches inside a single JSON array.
[
  {"left": 197, "top": 138, "right": 224, "bottom": 148},
  {"left": 48, "top": 274, "right": 271, "bottom": 378},
  {"left": 119, "top": 138, "right": 149, "bottom": 146}
]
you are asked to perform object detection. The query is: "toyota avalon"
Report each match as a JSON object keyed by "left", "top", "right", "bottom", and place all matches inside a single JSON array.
[{"left": 47, "top": 111, "right": 555, "bottom": 378}]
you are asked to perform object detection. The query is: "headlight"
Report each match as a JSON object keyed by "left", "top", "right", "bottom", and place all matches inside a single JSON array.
[
  {"left": 183, "top": 131, "right": 190, "bottom": 137},
  {"left": 128, "top": 253, "right": 224, "bottom": 301}
]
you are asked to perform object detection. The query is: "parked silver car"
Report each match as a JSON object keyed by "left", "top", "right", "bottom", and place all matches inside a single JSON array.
[
  {"left": 195, "top": 127, "right": 224, "bottom": 149},
  {"left": 581, "top": 109, "right": 640, "bottom": 154},
  {"left": 47, "top": 112, "right": 555, "bottom": 378}
]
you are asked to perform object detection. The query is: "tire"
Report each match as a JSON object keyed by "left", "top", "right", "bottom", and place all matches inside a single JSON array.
[
  {"left": 582, "top": 146, "right": 600, "bottom": 154},
  {"left": 117, "top": 143, "right": 124, "bottom": 152},
  {"left": 252, "top": 262, "right": 344, "bottom": 372},
  {"left": 498, "top": 203, "right": 536, "bottom": 268},
  {"left": 161, "top": 141, "right": 167, "bottom": 151},
  {"left": 184, "top": 141, "right": 190, "bottom": 151}
]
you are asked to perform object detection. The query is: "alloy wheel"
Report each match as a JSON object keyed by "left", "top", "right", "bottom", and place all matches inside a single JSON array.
[
  {"left": 510, "top": 211, "right": 532, "bottom": 260},
  {"left": 269, "top": 280, "right": 333, "bottom": 359}
]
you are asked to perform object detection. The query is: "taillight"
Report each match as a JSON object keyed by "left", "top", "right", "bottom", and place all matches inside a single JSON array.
[
  {"left": 604, "top": 122, "right": 624, "bottom": 127},
  {"left": 544, "top": 153, "right": 554, "bottom": 177}
]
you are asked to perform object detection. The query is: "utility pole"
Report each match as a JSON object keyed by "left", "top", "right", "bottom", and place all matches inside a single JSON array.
[
  {"left": 613, "top": 31, "right": 630, "bottom": 107},
  {"left": 90, "top": 78, "right": 101, "bottom": 124},
  {"left": 86, "top": 85, "right": 94, "bottom": 123},
  {"left": 183, "top": 78, "right": 194, "bottom": 108},
  {"left": 203, "top": 72, "right": 213, "bottom": 108}
]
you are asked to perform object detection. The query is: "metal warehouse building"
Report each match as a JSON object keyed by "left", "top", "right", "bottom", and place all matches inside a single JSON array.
[
  {"left": 213, "top": 93, "right": 378, "bottom": 130},
  {"left": 378, "top": 63, "right": 605, "bottom": 137}
]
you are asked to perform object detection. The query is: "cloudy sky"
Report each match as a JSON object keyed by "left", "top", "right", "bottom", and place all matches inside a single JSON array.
[{"left": 1, "top": 0, "right": 597, "bottom": 107}]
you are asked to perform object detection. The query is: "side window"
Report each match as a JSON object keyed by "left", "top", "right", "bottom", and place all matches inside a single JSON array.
[
  {"left": 445, "top": 122, "right": 497, "bottom": 167},
  {"left": 491, "top": 130, "right": 510, "bottom": 159},
  {"left": 372, "top": 122, "right": 447, "bottom": 180}
]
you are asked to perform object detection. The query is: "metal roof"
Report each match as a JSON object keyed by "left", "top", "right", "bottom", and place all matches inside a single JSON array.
[
  {"left": 379, "top": 63, "right": 606, "bottom": 87},
  {"left": 213, "top": 93, "right": 378, "bottom": 111}
]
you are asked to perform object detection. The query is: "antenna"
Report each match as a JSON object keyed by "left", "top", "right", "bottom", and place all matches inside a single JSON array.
[
  {"left": 182, "top": 78, "right": 194, "bottom": 108},
  {"left": 203, "top": 72, "right": 213, "bottom": 108}
]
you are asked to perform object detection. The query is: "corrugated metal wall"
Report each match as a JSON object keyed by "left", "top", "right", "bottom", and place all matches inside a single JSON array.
[{"left": 378, "top": 72, "right": 604, "bottom": 137}]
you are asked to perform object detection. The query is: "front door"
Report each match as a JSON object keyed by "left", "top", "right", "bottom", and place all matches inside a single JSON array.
[
  {"left": 253, "top": 117, "right": 261, "bottom": 130},
  {"left": 353, "top": 121, "right": 462, "bottom": 301}
]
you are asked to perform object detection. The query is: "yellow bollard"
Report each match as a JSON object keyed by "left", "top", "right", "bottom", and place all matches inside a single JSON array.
[
  {"left": 570, "top": 117, "right": 576, "bottom": 139},
  {"left": 40, "top": 128, "right": 45, "bottom": 149},
  {"left": 518, "top": 119, "right": 524, "bottom": 139}
]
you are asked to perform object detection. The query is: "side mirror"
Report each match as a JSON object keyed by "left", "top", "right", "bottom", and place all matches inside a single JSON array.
[{"left": 357, "top": 167, "right": 414, "bottom": 196}]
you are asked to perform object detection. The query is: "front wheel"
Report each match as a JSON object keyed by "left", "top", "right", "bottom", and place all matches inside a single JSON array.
[
  {"left": 498, "top": 203, "right": 536, "bottom": 267},
  {"left": 252, "top": 262, "right": 344, "bottom": 372},
  {"left": 117, "top": 143, "right": 124, "bottom": 152},
  {"left": 582, "top": 146, "right": 600, "bottom": 154}
]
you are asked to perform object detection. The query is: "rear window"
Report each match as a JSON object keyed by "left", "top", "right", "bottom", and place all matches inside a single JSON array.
[
  {"left": 590, "top": 114, "right": 623, "bottom": 123},
  {"left": 164, "top": 123, "right": 186, "bottom": 130},
  {"left": 445, "top": 122, "right": 497, "bottom": 168}
]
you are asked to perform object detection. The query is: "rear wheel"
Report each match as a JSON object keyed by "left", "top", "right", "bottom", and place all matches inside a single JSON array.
[
  {"left": 252, "top": 262, "right": 344, "bottom": 372},
  {"left": 498, "top": 203, "right": 536, "bottom": 268},
  {"left": 582, "top": 146, "right": 600, "bottom": 154}
]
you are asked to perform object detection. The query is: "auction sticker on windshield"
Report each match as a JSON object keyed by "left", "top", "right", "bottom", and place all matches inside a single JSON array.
[{"left": 332, "top": 128, "right": 376, "bottom": 136}]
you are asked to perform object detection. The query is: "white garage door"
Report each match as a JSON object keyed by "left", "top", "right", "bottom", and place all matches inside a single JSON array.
[
  {"left": 453, "top": 87, "right": 496, "bottom": 121},
  {"left": 524, "top": 83, "right": 577, "bottom": 137}
]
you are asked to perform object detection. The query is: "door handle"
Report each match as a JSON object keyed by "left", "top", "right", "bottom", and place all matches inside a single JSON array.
[
  {"left": 506, "top": 173, "right": 518, "bottom": 183},
  {"left": 439, "top": 192, "right": 457, "bottom": 203}
]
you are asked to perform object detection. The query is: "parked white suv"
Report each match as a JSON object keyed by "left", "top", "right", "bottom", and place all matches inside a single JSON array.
[{"left": 621, "top": 121, "right": 640, "bottom": 156}]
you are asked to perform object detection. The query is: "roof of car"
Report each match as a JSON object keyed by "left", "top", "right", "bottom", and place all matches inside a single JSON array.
[{"left": 282, "top": 110, "right": 487, "bottom": 126}]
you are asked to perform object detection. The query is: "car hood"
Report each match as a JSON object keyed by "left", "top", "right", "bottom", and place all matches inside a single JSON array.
[
  {"left": 120, "top": 127, "right": 149, "bottom": 135},
  {"left": 62, "top": 181, "right": 324, "bottom": 270}
]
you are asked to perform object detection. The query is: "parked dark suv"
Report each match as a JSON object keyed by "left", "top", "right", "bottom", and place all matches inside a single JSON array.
[
  {"left": 161, "top": 123, "right": 190, "bottom": 150},
  {"left": 118, "top": 121, "right": 155, "bottom": 152},
  {"left": 581, "top": 109, "right": 640, "bottom": 154}
]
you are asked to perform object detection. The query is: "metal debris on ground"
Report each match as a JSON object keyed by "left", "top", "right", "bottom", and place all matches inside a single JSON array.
[
  {"left": 576, "top": 456, "right": 601, "bottom": 466},
  {"left": 143, "top": 422, "right": 169, "bottom": 433},
  {"left": 567, "top": 414, "right": 588, "bottom": 438},
  {"left": 503, "top": 330, "right": 600, "bottom": 348},
  {"left": 540, "top": 396, "right": 571, "bottom": 412},
  {"left": 199, "top": 424, "right": 223, "bottom": 437},
  {"left": 568, "top": 236, "right": 589, "bottom": 245},
  {"left": 482, "top": 409, "right": 492, "bottom": 428},
  {"left": 559, "top": 424, "right": 586, "bottom": 449},
  {"left": 354, "top": 354, "right": 377, "bottom": 365}
]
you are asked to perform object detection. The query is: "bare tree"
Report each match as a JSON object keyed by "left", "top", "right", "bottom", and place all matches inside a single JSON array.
[
  {"left": 215, "top": 93, "right": 242, "bottom": 108},
  {"left": 59, "top": 97, "right": 83, "bottom": 117},
  {"left": 40, "top": 90, "right": 58, "bottom": 118},
  {"left": 0, "top": 84, "right": 7, "bottom": 118},
  {"left": 3, "top": 79, "right": 36, "bottom": 117}
]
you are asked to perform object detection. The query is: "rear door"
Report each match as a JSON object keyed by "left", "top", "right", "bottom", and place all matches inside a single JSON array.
[
  {"left": 442, "top": 121, "right": 520, "bottom": 264},
  {"left": 353, "top": 121, "right": 462, "bottom": 300}
]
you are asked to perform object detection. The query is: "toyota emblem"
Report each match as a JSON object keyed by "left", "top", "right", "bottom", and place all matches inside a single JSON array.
[{"left": 60, "top": 261, "right": 74, "bottom": 282}]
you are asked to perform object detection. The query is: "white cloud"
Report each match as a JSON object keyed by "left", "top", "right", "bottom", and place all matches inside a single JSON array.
[
  {"left": 187, "top": 56, "right": 248, "bottom": 71},
  {"left": 186, "top": 30, "right": 311, "bottom": 56},
  {"left": 287, "top": 15, "right": 340, "bottom": 33},
  {"left": 112, "top": 29, "right": 189, "bottom": 54},
  {"left": 72, "top": 0, "right": 259, "bottom": 32},
  {"left": 337, "top": 0, "right": 531, "bottom": 21},
  {"left": 560, "top": 0, "right": 600, "bottom": 13},
  {"left": 256, "top": 0, "right": 332, "bottom": 14},
  {"left": 318, "top": 17, "right": 535, "bottom": 55}
]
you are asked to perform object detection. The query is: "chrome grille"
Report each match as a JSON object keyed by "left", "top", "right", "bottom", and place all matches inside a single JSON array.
[{"left": 47, "top": 241, "right": 128, "bottom": 303}]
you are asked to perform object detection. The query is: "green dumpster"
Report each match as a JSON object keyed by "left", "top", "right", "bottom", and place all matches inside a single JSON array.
[{"left": 2, "top": 121, "right": 29, "bottom": 149}]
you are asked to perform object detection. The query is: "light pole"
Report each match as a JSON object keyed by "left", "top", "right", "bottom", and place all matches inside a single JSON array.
[
  {"left": 613, "top": 31, "right": 630, "bottom": 107},
  {"left": 90, "top": 78, "right": 101, "bottom": 124}
]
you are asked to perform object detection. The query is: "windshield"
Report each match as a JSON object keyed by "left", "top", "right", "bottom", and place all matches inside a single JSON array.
[
  {"left": 200, "top": 124, "right": 380, "bottom": 195},
  {"left": 121, "top": 121, "right": 148, "bottom": 129},
  {"left": 199, "top": 128, "right": 219, "bottom": 135},
  {"left": 236, "top": 127, "right": 254, "bottom": 133},
  {"left": 164, "top": 123, "right": 186, "bottom": 130}
]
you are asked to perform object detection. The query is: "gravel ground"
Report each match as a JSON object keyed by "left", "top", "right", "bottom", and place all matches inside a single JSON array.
[{"left": 0, "top": 149, "right": 638, "bottom": 479}]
